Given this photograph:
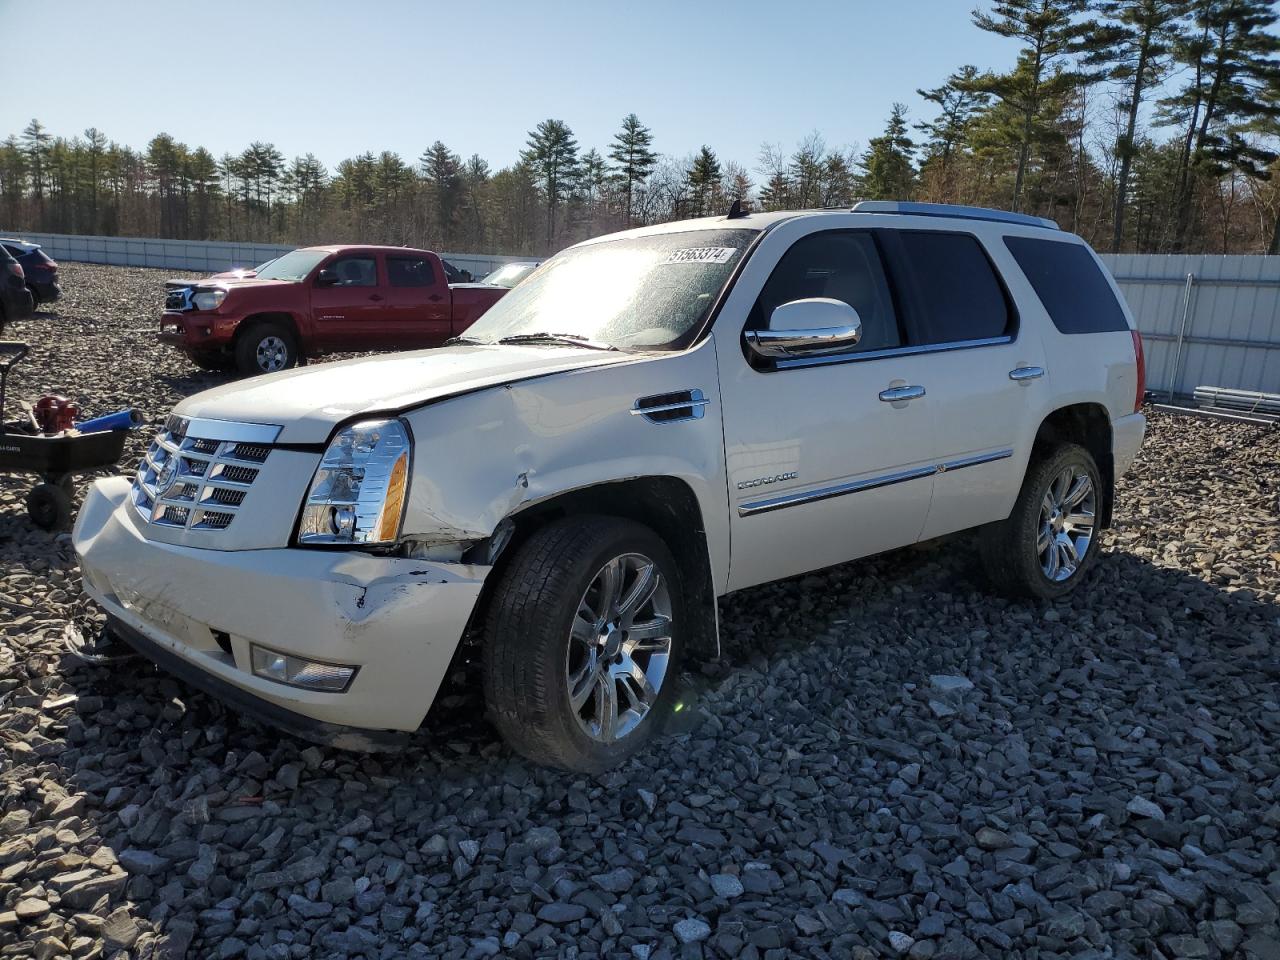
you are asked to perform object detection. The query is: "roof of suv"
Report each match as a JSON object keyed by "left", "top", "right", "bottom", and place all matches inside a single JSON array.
[{"left": 584, "top": 202, "right": 1063, "bottom": 245}]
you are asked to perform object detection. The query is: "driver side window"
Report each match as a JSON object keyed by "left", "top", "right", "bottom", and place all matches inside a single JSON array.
[
  {"left": 325, "top": 256, "right": 377, "bottom": 287},
  {"left": 749, "top": 231, "right": 902, "bottom": 353}
]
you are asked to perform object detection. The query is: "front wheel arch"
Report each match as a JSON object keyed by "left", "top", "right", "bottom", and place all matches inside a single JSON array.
[{"left": 468, "top": 476, "right": 719, "bottom": 664}]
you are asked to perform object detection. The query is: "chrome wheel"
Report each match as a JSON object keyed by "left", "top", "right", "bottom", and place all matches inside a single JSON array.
[
  {"left": 256, "top": 336, "right": 288, "bottom": 372},
  {"left": 566, "top": 553, "right": 673, "bottom": 743},
  {"left": 1038, "top": 466, "right": 1095, "bottom": 582}
]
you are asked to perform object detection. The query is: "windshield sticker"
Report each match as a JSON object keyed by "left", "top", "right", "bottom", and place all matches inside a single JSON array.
[{"left": 663, "top": 247, "right": 738, "bottom": 265}]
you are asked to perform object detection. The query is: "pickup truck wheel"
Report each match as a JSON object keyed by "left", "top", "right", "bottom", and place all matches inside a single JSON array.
[
  {"left": 980, "top": 443, "right": 1101, "bottom": 600},
  {"left": 235, "top": 323, "right": 297, "bottom": 376},
  {"left": 482, "top": 516, "right": 683, "bottom": 773}
]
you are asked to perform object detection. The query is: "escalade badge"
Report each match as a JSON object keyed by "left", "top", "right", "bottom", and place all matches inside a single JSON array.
[
  {"left": 737, "top": 471, "right": 798, "bottom": 490},
  {"left": 156, "top": 457, "right": 180, "bottom": 497}
]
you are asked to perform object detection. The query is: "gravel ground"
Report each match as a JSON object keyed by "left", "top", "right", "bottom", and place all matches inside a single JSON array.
[{"left": 1, "top": 262, "right": 1279, "bottom": 960}]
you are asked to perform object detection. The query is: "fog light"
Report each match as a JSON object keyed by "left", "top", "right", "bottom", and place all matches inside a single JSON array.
[{"left": 250, "top": 644, "right": 357, "bottom": 692}]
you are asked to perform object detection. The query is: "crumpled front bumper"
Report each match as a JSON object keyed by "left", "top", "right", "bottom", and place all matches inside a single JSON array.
[{"left": 73, "top": 477, "right": 489, "bottom": 746}]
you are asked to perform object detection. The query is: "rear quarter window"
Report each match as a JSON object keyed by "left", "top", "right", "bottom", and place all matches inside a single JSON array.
[{"left": 1004, "top": 236, "right": 1129, "bottom": 334}]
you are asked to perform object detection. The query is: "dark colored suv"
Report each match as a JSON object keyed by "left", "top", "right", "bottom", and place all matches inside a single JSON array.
[
  {"left": 0, "top": 247, "right": 34, "bottom": 332},
  {"left": 0, "top": 239, "right": 61, "bottom": 305}
]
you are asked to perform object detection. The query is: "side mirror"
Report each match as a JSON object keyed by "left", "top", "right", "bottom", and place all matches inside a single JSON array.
[
  {"left": 459, "top": 269, "right": 473, "bottom": 283},
  {"left": 744, "top": 298, "right": 863, "bottom": 360},
  {"left": 316, "top": 268, "right": 339, "bottom": 288}
]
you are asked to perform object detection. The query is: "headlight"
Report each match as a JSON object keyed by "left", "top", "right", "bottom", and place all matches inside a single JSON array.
[
  {"left": 297, "top": 418, "right": 410, "bottom": 545},
  {"left": 192, "top": 288, "right": 227, "bottom": 311}
]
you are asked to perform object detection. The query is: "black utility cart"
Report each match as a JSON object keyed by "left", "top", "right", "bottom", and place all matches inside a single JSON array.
[{"left": 0, "top": 342, "right": 131, "bottom": 530}]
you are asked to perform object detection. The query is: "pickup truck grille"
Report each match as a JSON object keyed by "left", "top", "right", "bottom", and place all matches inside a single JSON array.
[
  {"left": 132, "top": 416, "right": 276, "bottom": 531},
  {"left": 165, "top": 287, "right": 193, "bottom": 311}
]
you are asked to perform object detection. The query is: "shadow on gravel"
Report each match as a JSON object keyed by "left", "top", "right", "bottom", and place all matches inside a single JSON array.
[{"left": 24, "top": 529, "right": 1280, "bottom": 958}]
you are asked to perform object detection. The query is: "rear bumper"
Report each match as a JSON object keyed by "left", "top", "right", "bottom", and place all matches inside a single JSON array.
[
  {"left": 73, "top": 477, "right": 489, "bottom": 743},
  {"left": 29, "top": 279, "right": 61, "bottom": 303},
  {"left": 1112, "top": 412, "right": 1146, "bottom": 478}
]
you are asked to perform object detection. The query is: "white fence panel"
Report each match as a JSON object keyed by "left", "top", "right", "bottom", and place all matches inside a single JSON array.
[
  {"left": 1099, "top": 254, "right": 1280, "bottom": 398},
  {"left": 1, "top": 231, "right": 528, "bottom": 279}
]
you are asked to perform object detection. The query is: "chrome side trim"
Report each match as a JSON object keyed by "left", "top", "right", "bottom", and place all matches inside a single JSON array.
[
  {"left": 775, "top": 335, "right": 1013, "bottom": 371},
  {"left": 739, "top": 465, "right": 936, "bottom": 516},
  {"left": 937, "top": 448, "right": 1014, "bottom": 473},
  {"left": 738, "top": 447, "right": 1014, "bottom": 516}
]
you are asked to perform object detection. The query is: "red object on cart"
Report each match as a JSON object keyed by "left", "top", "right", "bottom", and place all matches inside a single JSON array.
[{"left": 33, "top": 395, "right": 79, "bottom": 434}]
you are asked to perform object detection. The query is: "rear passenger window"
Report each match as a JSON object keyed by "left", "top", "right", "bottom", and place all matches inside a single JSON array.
[
  {"left": 388, "top": 256, "right": 435, "bottom": 287},
  {"left": 750, "top": 232, "right": 901, "bottom": 353},
  {"left": 1004, "top": 236, "right": 1128, "bottom": 334},
  {"left": 896, "top": 232, "right": 1012, "bottom": 344}
]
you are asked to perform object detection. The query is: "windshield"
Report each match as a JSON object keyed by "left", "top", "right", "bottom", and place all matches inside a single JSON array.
[
  {"left": 481, "top": 263, "right": 537, "bottom": 288},
  {"left": 254, "top": 249, "right": 329, "bottom": 282},
  {"left": 463, "top": 229, "right": 756, "bottom": 350}
]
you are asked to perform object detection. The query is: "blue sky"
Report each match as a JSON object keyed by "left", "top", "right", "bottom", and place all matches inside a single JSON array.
[{"left": 2, "top": 0, "right": 1021, "bottom": 171}]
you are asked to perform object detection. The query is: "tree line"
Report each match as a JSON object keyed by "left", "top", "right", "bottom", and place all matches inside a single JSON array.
[{"left": 1, "top": 0, "right": 1277, "bottom": 257}]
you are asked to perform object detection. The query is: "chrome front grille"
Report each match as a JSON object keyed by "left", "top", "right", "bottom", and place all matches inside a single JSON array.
[{"left": 132, "top": 415, "right": 281, "bottom": 531}]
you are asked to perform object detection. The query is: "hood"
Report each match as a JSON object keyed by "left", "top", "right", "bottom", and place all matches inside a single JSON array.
[{"left": 174, "top": 344, "right": 631, "bottom": 443}]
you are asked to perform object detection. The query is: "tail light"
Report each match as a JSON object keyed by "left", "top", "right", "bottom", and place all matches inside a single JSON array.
[
  {"left": 46, "top": 260, "right": 58, "bottom": 271},
  {"left": 7, "top": 262, "right": 23, "bottom": 280},
  {"left": 1131, "top": 329, "right": 1145, "bottom": 412}
]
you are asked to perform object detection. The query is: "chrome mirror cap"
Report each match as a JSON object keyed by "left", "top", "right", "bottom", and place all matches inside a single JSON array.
[{"left": 744, "top": 298, "right": 863, "bottom": 360}]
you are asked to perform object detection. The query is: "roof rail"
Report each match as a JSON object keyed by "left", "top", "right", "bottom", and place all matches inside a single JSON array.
[{"left": 851, "top": 201, "right": 1058, "bottom": 230}]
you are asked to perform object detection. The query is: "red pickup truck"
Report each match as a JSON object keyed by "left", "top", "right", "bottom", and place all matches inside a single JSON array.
[{"left": 160, "top": 245, "right": 507, "bottom": 376}]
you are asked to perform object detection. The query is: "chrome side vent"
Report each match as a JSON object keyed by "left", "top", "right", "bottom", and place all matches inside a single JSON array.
[{"left": 631, "top": 389, "right": 709, "bottom": 424}]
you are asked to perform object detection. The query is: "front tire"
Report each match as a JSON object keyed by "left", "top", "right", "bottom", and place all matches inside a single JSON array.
[
  {"left": 482, "top": 516, "right": 683, "bottom": 773},
  {"left": 235, "top": 322, "right": 297, "bottom": 377},
  {"left": 980, "top": 443, "right": 1102, "bottom": 600}
]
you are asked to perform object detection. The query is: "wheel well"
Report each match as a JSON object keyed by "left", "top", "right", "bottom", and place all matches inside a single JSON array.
[
  {"left": 235, "top": 312, "right": 298, "bottom": 347},
  {"left": 1032, "top": 403, "right": 1114, "bottom": 528},
  {"left": 477, "top": 477, "right": 719, "bottom": 662}
]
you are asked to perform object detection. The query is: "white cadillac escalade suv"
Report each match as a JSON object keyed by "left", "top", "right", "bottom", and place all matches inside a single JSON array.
[{"left": 74, "top": 202, "right": 1147, "bottom": 771}]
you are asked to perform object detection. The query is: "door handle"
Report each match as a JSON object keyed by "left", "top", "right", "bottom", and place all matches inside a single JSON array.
[
  {"left": 368, "top": 294, "right": 384, "bottom": 302},
  {"left": 1009, "top": 365, "right": 1044, "bottom": 381},
  {"left": 428, "top": 294, "right": 444, "bottom": 302},
  {"left": 878, "top": 384, "right": 926, "bottom": 402}
]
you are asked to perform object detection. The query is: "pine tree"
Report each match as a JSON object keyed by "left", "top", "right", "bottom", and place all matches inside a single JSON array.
[
  {"left": 608, "top": 114, "right": 657, "bottom": 226},
  {"left": 859, "top": 104, "right": 917, "bottom": 200},
  {"left": 1085, "top": 0, "right": 1188, "bottom": 250},
  {"left": 687, "top": 146, "right": 722, "bottom": 216},
  {"left": 21, "top": 119, "right": 51, "bottom": 223},
  {"left": 1157, "top": 0, "right": 1280, "bottom": 250},
  {"left": 421, "top": 141, "right": 463, "bottom": 248},
  {"left": 971, "top": 0, "right": 1093, "bottom": 210},
  {"left": 521, "top": 119, "right": 579, "bottom": 250},
  {"left": 916, "top": 65, "right": 991, "bottom": 195}
]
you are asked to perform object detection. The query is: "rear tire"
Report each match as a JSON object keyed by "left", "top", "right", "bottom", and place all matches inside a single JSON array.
[
  {"left": 235, "top": 322, "right": 297, "bottom": 377},
  {"left": 980, "top": 443, "right": 1102, "bottom": 600},
  {"left": 482, "top": 516, "right": 683, "bottom": 773}
]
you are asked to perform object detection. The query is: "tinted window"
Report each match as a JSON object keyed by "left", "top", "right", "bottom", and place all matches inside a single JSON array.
[
  {"left": 895, "top": 232, "right": 1011, "bottom": 344},
  {"left": 750, "top": 231, "right": 901, "bottom": 352},
  {"left": 1004, "top": 236, "right": 1128, "bottom": 334},
  {"left": 327, "top": 256, "right": 377, "bottom": 287},
  {"left": 3, "top": 245, "right": 23, "bottom": 258},
  {"left": 387, "top": 256, "right": 435, "bottom": 287}
]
